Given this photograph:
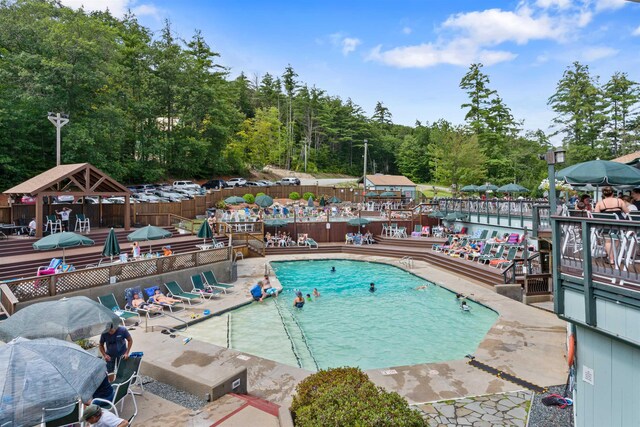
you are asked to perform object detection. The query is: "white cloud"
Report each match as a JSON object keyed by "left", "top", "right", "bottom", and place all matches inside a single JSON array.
[
  {"left": 535, "top": 0, "right": 572, "bottom": 9},
  {"left": 402, "top": 26, "right": 412, "bottom": 35},
  {"left": 368, "top": 39, "right": 516, "bottom": 68},
  {"left": 633, "top": 26, "right": 640, "bottom": 36},
  {"left": 594, "top": 0, "right": 626, "bottom": 12},
  {"left": 581, "top": 46, "right": 618, "bottom": 61},
  {"left": 329, "top": 33, "right": 361, "bottom": 56},
  {"left": 442, "top": 6, "right": 566, "bottom": 45},
  {"left": 59, "top": 0, "right": 159, "bottom": 18}
]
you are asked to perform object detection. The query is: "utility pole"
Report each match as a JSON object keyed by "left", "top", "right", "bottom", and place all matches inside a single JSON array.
[
  {"left": 48, "top": 112, "right": 69, "bottom": 166},
  {"left": 363, "top": 139, "right": 368, "bottom": 192}
]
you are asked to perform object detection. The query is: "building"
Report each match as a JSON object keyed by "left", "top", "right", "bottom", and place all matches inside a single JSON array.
[
  {"left": 362, "top": 174, "right": 417, "bottom": 198},
  {"left": 611, "top": 151, "right": 640, "bottom": 168}
]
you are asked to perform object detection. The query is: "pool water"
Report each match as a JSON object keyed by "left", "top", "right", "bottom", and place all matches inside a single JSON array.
[{"left": 186, "top": 260, "right": 498, "bottom": 371}]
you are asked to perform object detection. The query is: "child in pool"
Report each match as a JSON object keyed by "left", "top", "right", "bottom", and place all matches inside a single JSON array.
[
  {"left": 306, "top": 293, "right": 312, "bottom": 302},
  {"left": 313, "top": 288, "right": 320, "bottom": 297},
  {"left": 461, "top": 301, "right": 470, "bottom": 311},
  {"left": 369, "top": 282, "right": 375, "bottom": 293}
]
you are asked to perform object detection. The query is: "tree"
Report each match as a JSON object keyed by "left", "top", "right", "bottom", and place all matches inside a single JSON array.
[
  {"left": 602, "top": 72, "right": 639, "bottom": 155},
  {"left": 460, "top": 63, "right": 495, "bottom": 136},
  {"left": 282, "top": 65, "right": 298, "bottom": 169},
  {"left": 428, "top": 121, "right": 487, "bottom": 189},
  {"left": 371, "top": 101, "right": 392, "bottom": 125}
]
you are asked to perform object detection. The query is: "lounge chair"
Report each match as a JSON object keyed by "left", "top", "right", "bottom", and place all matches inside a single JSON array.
[
  {"left": 92, "top": 354, "right": 139, "bottom": 423},
  {"left": 444, "top": 238, "right": 467, "bottom": 255},
  {"left": 37, "top": 258, "right": 62, "bottom": 276},
  {"left": 478, "top": 245, "right": 506, "bottom": 265},
  {"left": 467, "top": 243, "right": 493, "bottom": 261},
  {"left": 190, "top": 274, "right": 223, "bottom": 299},
  {"left": 305, "top": 237, "right": 319, "bottom": 249},
  {"left": 432, "top": 236, "right": 453, "bottom": 252},
  {"left": 98, "top": 293, "right": 140, "bottom": 324},
  {"left": 506, "top": 233, "right": 520, "bottom": 245},
  {"left": 42, "top": 400, "right": 82, "bottom": 427},
  {"left": 421, "top": 226, "right": 430, "bottom": 237},
  {"left": 411, "top": 225, "right": 422, "bottom": 237},
  {"left": 490, "top": 246, "right": 520, "bottom": 268},
  {"left": 202, "top": 270, "right": 234, "bottom": 292},
  {"left": 124, "top": 286, "right": 163, "bottom": 319},
  {"left": 164, "top": 281, "right": 203, "bottom": 305},
  {"left": 144, "top": 286, "right": 183, "bottom": 312},
  {"left": 345, "top": 233, "right": 355, "bottom": 244}
]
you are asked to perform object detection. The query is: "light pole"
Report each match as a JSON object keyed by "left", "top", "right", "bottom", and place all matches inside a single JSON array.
[
  {"left": 540, "top": 148, "right": 566, "bottom": 215},
  {"left": 363, "top": 139, "right": 368, "bottom": 192},
  {"left": 48, "top": 112, "right": 69, "bottom": 166}
]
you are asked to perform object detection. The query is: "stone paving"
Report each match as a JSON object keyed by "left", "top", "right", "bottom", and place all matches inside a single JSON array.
[{"left": 413, "top": 390, "right": 533, "bottom": 427}]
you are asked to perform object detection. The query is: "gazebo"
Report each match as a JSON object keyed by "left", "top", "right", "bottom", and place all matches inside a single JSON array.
[{"left": 3, "top": 163, "right": 131, "bottom": 237}]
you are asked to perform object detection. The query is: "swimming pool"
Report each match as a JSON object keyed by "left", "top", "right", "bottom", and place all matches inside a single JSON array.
[{"left": 186, "top": 260, "right": 498, "bottom": 371}]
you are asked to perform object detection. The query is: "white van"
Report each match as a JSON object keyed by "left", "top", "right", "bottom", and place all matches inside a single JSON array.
[{"left": 172, "top": 180, "right": 201, "bottom": 190}]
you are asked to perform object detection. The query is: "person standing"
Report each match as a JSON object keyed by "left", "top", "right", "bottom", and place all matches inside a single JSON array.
[
  {"left": 131, "top": 242, "right": 141, "bottom": 259},
  {"left": 56, "top": 207, "right": 72, "bottom": 231},
  {"left": 99, "top": 324, "right": 133, "bottom": 374}
]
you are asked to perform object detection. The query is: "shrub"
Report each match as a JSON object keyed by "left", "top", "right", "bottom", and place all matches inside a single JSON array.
[
  {"left": 291, "top": 367, "right": 426, "bottom": 427},
  {"left": 302, "top": 192, "right": 315, "bottom": 201},
  {"left": 256, "top": 192, "right": 266, "bottom": 198},
  {"left": 243, "top": 193, "right": 255, "bottom": 204},
  {"left": 216, "top": 200, "right": 227, "bottom": 209},
  {"left": 289, "top": 191, "right": 301, "bottom": 200}
]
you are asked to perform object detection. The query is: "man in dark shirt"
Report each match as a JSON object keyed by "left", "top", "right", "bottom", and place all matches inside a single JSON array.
[
  {"left": 632, "top": 189, "right": 640, "bottom": 211},
  {"left": 99, "top": 324, "right": 133, "bottom": 373}
]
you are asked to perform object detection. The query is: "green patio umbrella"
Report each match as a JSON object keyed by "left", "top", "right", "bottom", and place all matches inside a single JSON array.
[
  {"left": 101, "top": 227, "right": 121, "bottom": 262},
  {"left": 477, "top": 184, "right": 498, "bottom": 192},
  {"left": 255, "top": 195, "right": 274, "bottom": 208},
  {"left": 225, "top": 196, "right": 246, "bottom": 205},
  {"left": 33, "top": 232, "right": 95, "bottom": 263},
  {"left": 428, "top": 211, "right": 445, "bottom": 218},
  {"left": 319, "top": 196, "right": 326, "bottom": 207},
  {"left": 460, "top": 185, "right": 479, "bottom": 192},
  {"left": 556, "top": 159, "right": 640, "bottom": 185},
  {"left": 380, "top": 191, "right": 396, "bottom": 197},
  {"left": 365, "top": 191, "right": 379, "bottom": 198},
  {"left": 444, "top": 212, "right": 468, "bottom": 221},
  {"left": 264, "top": 219, "right": 288, "bottom": 227},
  {"left": 497, "top": 183, "right": 529, "bottom": 193},
  {"left": 347, "top": 217, "right": 371, "bottom": 226},
  {"left": 197, "top": 220, "right": 213, "bottom": 246},
  {"left": 127, "top": 225, "right": 172, "bottom": 253},
  {"left": 328, "top": 196, "right": 342, "bottom": 204}
]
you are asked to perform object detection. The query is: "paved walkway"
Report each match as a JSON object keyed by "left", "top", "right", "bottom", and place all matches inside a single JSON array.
[{"left": 413, "top": 390, "right": 532, "bottom": 427}]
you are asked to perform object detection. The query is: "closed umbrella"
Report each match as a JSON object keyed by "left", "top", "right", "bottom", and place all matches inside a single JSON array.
[
  {"left": 33, "top": 232, "right": 95, "bottom": 263},
  {"left": 101, "top": 228, "right": 120, "bottom": 262},
  {"left": 428, "top": 211, "right": 445, "bottom": 218},
  {"left": 556, "top": 159, "right": 640, "bottom": 185},
  {"left": 255, "top": 195, "right": 274, "bottom": 208},
  {"left": 127, "top": 225, "right": 172, "bottom": 253},
  {"left": 197, "top": 220, "right": 213, "bottom": 246},
  {"left": 445, "top": 212, "right": 468, "bottom": 221},
  {"left": 364, "top": 191, "right": 379, "bottom": 198},
  {"left": 225, "top": 196, "right": 246, "bottom": 205},
  {"left": 0, "top": 296, "right": 120, "bottom": 342},
  {"left": 307, "top": 196, "right": 315, "bottom": 207},
  {"left": 319, "top": 196, "right": 326, "bottom": 207},
  {"left": 328, "top": 196, "right": 342, "bottom": 204},
  {"left": 0, "top": 337, "right": 107, "bottom": 427},
  {"left": 498, "top": 183, "right": 529, "bottom": 193}
]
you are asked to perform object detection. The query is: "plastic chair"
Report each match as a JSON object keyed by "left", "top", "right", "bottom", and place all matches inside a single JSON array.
[
  {"left": 74, "top": 214, "right": 90, "bottom": 233},
  {"left": 41, "top": 400, "right": 82, "bottom": 427},
  {"left": 45, "top": 215, "right": 62, "bottom": 234}
]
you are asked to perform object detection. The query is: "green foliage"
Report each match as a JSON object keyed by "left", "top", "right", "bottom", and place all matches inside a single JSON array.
[
  {"left": 256, "top": 192, "right": 266, "bottom": 197},
  {"left": 291, "top": 367, "right": 426, "bottom": 427},
  {"left": 215, "top": 200, "right": 227, "bottom": 209},
  {"left": 289, "top": 191, "right": 300, "bottom": 200},
  {"left": 242, "top": 193, "right": 255, "bottom": 204},
  {"left": 302, "top": 192, "right": 315, "bottom": 200}
]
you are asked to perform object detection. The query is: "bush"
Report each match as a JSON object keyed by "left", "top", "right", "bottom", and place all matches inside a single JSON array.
[
  {"left": 243, "top": 193, "right": 255, "bottom": 204},
  {"left": 256, "top": 192, "right": 266, "bottom": 198},
  {"left": 291, "top": 367, "right": 426, "bottom": 427},
  {"left": 289, "top": 191, "right": 301, "bottom": 200},
  {"left": 302, "top": 192, "right": 315, "bottom": 201},
  {"left": 216, "top": 200, "right": 227, "bottom": 209}
]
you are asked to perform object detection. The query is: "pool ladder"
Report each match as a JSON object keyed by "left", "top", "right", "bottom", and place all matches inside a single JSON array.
[{"left": 399, "top": 256, "right": 414, "bottom": 269}]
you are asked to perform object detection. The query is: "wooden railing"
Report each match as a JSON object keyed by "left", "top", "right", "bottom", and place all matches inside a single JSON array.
[{"left": 3, "top": 246, "right": 232, "bottom": 304}]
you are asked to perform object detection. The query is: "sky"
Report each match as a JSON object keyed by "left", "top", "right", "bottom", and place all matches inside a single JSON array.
[{"left": 60, "top": 0, "right": 640, "bottom": 139}]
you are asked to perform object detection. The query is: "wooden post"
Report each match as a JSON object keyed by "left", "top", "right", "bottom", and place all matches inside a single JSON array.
[
  {"left": 124, "top": 194, "right": 131, "bottom": 230},
  {"left": 35, "top": 194, "right": 44, "bottom": 238}
]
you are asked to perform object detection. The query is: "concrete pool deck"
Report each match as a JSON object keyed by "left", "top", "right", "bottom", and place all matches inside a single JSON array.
[{"left": 126, "top": 252, "right": 568, "bottom": 422}]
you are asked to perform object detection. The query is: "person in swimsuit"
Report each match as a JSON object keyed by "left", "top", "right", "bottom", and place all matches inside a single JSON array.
[
  {"left": 313, "top": 288, "right": 320, "bottom": 297},
  {"left": 293, "top": 291, "right": 305, "bottom": 308},
  {"left": 331, "top": 266, "right": 336, "bottom": 273},
  {"left": 461, "top": 301, "right": 470, "bottom": 311},
  {"left": 306, "top": 293, "right": 312, "bottom": 302},
  {"left": 369, "top": 282, "right": 375, "bottom": 293},
  {"left": 595, "top": 186, "right": 629, "bottom": 264}
]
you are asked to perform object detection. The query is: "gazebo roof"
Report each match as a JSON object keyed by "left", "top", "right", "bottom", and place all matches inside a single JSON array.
[
  {"left": 3, "top": 163, "right": 130, "bottom": 196},
  {"left": 362, "top": 174, "right": 416, "bottom": 187}
]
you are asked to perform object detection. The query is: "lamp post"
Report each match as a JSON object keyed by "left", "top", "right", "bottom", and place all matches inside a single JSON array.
[
  {"left": 47, "top": 112, "right": 69, "bottom": 166},
  {"left": 540, "top": 148, "right": 566, "bottom": 216},
  {"left": 363, "top": 139, "right": 368, "bottom": 194}
]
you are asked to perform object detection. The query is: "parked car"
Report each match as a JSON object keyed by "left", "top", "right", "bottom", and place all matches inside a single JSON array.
[
  {"left": 202, "top": 179, "right": 228, "bottom": 190},
  {"left": 154, "top": 191, "right": 186, "bottom": 202},
  {"left": 227, "top": 178, "right": 247, "bottom": 187},
  {"left": 74, "top": 196, "right": 107, "bottom": 204},
  {"left": 20, "top": 196, "right": 36, "bottom": 204},
  {"left": 279, "top": 177, "right": 300, "bottom": 185},
  {"left": 258, "top": 180, "right": 275, "bottom": 186},
  {"left": 55, "top": 195, "right": 75, "bottom": 203},
  {"left": 172, "top": 180, "right": 201, "bottom": 190},
  {"left": 172, "top": 188, "right": 196, "bottom": 199},
  {"left": 245, "top": 181, "right": 264, "bottom": 187}
]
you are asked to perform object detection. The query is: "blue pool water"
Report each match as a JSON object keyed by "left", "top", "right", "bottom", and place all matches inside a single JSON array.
[{"left": 186, "top": 260, "right": 498, "bottom": 371}]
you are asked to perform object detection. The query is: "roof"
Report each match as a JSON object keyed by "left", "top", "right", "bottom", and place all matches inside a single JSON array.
[
  {"left": 611, "top": 151, "right": 640, "bottom": 165},
  {"left": 364, "top": 174, "right": 416, "bottom": 187},
  {"left": 3, "top": 163, "right": 130, "bottom": 195}
]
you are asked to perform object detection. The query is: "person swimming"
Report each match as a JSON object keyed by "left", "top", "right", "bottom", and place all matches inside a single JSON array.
[
  {"left": 461, "top": 301, "right": 470, "bottom": 311},
  {"left": 369, "top": 282, "right": 375, "bottom": 293},
  {"left": 306, "top": 293, "right": 312, "bottom": 302},
  {"left": 415, "top": 285, "right": 428, "bottom": 290},
  {"left": 313, "top": 288, "right": 320, "bottom": 297},
  {"left": 293, "top": 291, "right": 305, "bottom": 308},
  {"left": 456, "top": 293, "right": 465, "bottom": 300},
  {"left": 331, "top": 266, "right": 336, "bottom": 273}
]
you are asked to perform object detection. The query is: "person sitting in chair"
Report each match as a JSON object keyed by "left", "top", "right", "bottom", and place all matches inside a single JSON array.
[
  {"left": 82, "top": 404, "right": 128, "bottom": 427},
  {"left": 28, "top": 218, "right": 37, "bottom": 236},
  {"left": 162, "top": 246, "right": 173, "bottom": 256},
  {"left": 132, "top": 293, "right": 162, "bottom": 314},
  {"left": 153, "top": 289, "right": 181, "bottom": 304}
]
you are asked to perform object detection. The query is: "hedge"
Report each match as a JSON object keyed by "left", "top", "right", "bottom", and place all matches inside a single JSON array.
[
  {"left": 291, "top": 367, "right": 426, "bottom": 426},
  {"left": 289, "top": 191, "right": 301, "bottom": 200},
  {"left": 302, "top": 192, "right": 315, "bottom": 201},
  {"left": 243, "top": 193, "right": 255, "bottom": 204}
]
